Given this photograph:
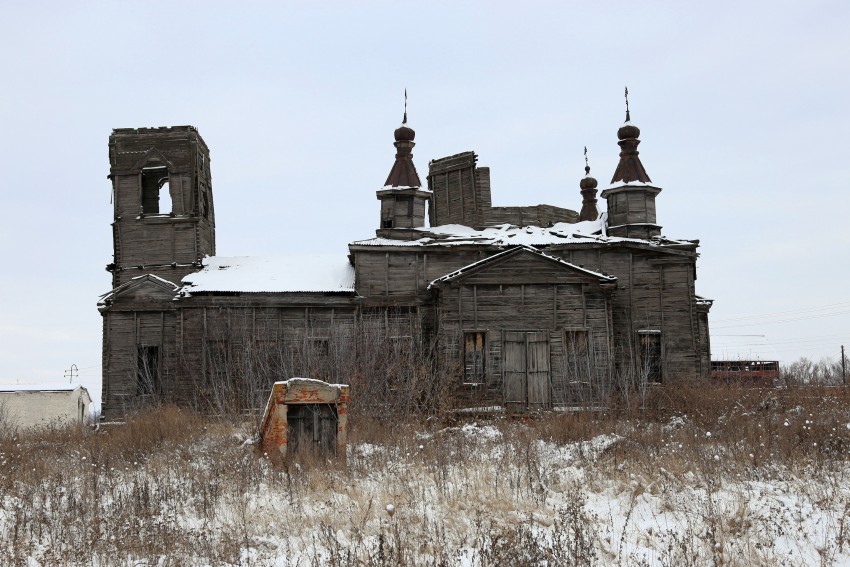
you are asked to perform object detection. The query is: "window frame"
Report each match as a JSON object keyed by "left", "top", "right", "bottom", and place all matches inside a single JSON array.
[
  {"left": 636, "top": 329, "right": 663, "bottom": 384},
  {"left": 462, "top": 330, "right": 487, "bottom": 385},
  {"left": 136, "top": 344, "right": 161, "bottom": 396}
]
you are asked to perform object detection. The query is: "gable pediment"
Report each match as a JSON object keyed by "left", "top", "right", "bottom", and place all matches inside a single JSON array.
[
  {"left": 99, "top": 274, "right": 179, "bottom": 310},
  {"left": 429, "top": 246, "right": 617, "bottom": 289},
  {"left": 131, "top": 148, "right": 175, "bottom": 173}
]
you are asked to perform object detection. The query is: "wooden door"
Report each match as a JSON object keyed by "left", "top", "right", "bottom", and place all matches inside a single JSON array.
[
  {"left": 526, "top": 332, "right": 551, "bottom": 409},
  {"left": 287, "top": 404, "right": 338, "bottom": 456},
  {"left": 504, "top": 331, "right": 528, "bottom": 409},
  {"left": 503, "top": 331, "right": 551, "bottom": 410}
]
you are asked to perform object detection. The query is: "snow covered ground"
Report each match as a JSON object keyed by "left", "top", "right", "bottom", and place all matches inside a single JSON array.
[{"left": 1, "top": 401, "right": 849, "bottom": 566}]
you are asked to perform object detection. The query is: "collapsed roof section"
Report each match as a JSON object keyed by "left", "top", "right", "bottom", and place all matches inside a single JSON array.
[{"left": 351, "top": 215, "right": 698, "bottom": 251}]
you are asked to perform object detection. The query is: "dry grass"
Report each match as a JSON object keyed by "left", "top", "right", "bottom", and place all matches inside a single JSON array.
[{"left": 1, "top": 385, "right": 850, "bottom": 566}]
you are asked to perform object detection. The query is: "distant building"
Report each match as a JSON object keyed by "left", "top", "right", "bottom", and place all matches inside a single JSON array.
[
  {"left": 98, "top": 104, "right": 712, "bottom": 418},
  {"left": 0, "top": 384, "right": 92, "bottom": 429}
]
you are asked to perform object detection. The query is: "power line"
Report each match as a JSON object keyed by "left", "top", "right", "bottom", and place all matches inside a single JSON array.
[
  {"left": 712, "top": 309, "right": 850, "bottom": 329},
  {"left": 712, "top": 335, "right": 850, "bottom": 346},
  {"left": 711, "top": 301, "right": 850, "bottom": 323}
]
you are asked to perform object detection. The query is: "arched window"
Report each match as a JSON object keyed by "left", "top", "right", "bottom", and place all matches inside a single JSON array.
[
  {"left": 159, "top": 179, "right": 172, "bottom": 214},
  {"left": 141, "top": 165, "right": 171, "bottom": 214}
]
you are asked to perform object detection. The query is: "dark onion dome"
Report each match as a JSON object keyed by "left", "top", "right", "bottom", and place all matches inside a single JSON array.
[
  {"left": 617, "top": 121, "right": 641, "bottom": 140},
  {"left": 580, "top": 165, "right": 598, "bottom": 190},
  {"left": 394, "top": 123, "right": 415, "bottom": 142}
]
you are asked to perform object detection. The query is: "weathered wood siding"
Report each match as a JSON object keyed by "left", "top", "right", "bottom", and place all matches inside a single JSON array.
[
  {"left": 605, "top": 188, "right": 658, "bottom": 227},
  {"left": 427, "top": 152, "right": 579, "bottom": 230},
  {"left": 108, "top": 126, "right": 215, "bottom": 288},
  {"left": 549, "top": 243, "right": 703, "bottom": 382},
  {"left": 427, "top": 152, "right": 491, "bottom": 228},
  {"left": 434, "top": 251, "right": 614, "bottom": 408},
  {"left": 353, "top": 248, "right": 486, "bottom": 299},
  {"left": 101, "top": 308, "right": 178, "bottom": 417},
  {"left": 486, "top": 205, "right": 579, "bottom": 227}
]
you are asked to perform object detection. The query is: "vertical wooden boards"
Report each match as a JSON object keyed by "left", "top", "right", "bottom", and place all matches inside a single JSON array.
[
  {"left": 526, "top": 331, "right": 551, "bottom": 409},
  {"left": 503, "top": 331, "right": 527, "bottom": 407},
  {"left": 502, "top": 331, "right": 551, "bottom": 409}
]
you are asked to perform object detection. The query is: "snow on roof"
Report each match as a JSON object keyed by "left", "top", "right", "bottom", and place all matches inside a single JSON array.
[
  {"left": 180, "top": 254, "right": 355, "bottom": 294},
  {"left": 352, "top": 218, "right": 606, "bottom": 247},
  {"left": 350, "top": 215, "right": 692, "bottom": 248},
  {"left": 602, "top": 180, "right": 662, "bottom": 190},
  {"left": 0, "top": 382, "right": 89, "bottom": 394},
  {"left": 379, "top": 185, "right": 430, "bottom": 191}
]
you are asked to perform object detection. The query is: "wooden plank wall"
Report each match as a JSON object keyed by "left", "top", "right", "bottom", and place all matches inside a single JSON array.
[
  {"left": 427, "top": 152, "right": 489, "bottom": 228},
  {"left": 434, "top": 253, "right": 614, "bottom": 407},
  {"left": 109, "top": 127, "right": 215, "bottom": 288},
  {"left": 486, "top": 205, "right": 579, "bottom": 228},
  {"left": 550, "top": 245, "right": 701, "bottom": 382},
  {"left": 354, "top": 249, "right": 484, "bottom": 298},
  {"left": 174, "top": 297, "right": 361, "bottom": 405},
  {"left": 101, "top": 309, "right": 178, "bottom": 418}
]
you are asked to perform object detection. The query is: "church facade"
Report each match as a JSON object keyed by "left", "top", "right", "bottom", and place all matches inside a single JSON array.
[{"left": 98, "top": 108, "right": 712, "bottom": 418}]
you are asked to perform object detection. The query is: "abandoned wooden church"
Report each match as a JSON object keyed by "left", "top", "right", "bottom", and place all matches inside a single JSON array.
[{"left": 99, "top": 104, "right": 713, "bottom": 418}]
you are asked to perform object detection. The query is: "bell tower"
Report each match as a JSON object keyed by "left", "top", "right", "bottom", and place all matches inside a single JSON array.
[{"left": 107, "top": 126, "right": 216, "bottom": 287}]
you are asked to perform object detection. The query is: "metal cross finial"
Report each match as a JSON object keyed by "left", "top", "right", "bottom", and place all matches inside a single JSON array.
[
  {"left": 584, "top": 146, "right": 590, "bottom": 175},
  {"left": 403, "top": 88, "right": 408, "bottom": 124},
  {"left": 625, "top": 86, "right": 631, "bottom": 122}
]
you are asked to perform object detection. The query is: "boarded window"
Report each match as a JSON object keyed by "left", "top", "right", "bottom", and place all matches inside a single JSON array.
[
  {"left": 463, "top": 331, "right": 486, "bottom": 384},
  {"left": 309, "top": 338, "right": 330, "bottom": 357},
  {"left": 564, "top": 329, "right": 591, "bottom": 379},
  {"left": 206, "top": 339, "right": 229, "bottom": 385},
  {"left": 638, "top": 331, "right": 662, "bottom": 384},
  {"left": 565, "top": 330, "right": 589, "bottom": 357},
  {"left": 137, "top": 345, "right": 160, "bottom": 396}
]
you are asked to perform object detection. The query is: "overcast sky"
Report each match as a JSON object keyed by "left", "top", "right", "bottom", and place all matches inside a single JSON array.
[{"left": 2, "top": 1, "right": 849, "bottom": 406}]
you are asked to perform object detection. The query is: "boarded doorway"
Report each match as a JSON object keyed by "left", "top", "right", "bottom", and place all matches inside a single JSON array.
[
  {"left": 504, "top": 331, "right": 551, "bottom": 410},
  {"left": 259, "top": 378, "right": 350, "bottom": 464},
  {"left": 286, "top": 404, "right": 338, "bottom": 455}
]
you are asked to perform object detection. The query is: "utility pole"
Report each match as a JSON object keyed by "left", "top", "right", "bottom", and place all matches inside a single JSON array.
[{"left": 64, "top": 364, "right": 78, "bottom": 383}]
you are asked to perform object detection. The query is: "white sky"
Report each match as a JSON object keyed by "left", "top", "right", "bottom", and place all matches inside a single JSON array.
[{"left": 1, "top": 1, "right": 849, "bottom": 407}]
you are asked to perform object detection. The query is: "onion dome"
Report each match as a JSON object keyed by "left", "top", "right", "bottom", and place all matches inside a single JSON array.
[
  {"left": 610, "top": 89, "right": 652, "bottom": 184},
  {"left": 579, "top": 152, "right": 599, "bottom": 222},
  {"left": 617, "top": 121, "right": 640, "bottom": 141},
  {"left": 394, "top": 122, "right": 415, "bottom": 142},
  {"left": 580, "top": 165, "right": 598, "bottom": 190},
  {"left": 384, "top": 92, "right": 422, "bottom": 188}
]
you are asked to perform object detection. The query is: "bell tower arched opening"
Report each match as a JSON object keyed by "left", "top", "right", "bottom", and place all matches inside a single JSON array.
[{"left": 141, "top": 164, "right": 171, "bottom": 214}]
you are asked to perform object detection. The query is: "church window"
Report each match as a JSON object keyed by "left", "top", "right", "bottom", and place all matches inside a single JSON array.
[
  {"left": 137, "top": 345, "right": 160, "bottom": 396},
  {"left": 463, "top": 331, "right": 486, "bottom": 384},
  {"left": 141, "top": 165, "right": 170, "bottom": 214},
  {"left": 637, "top": 330, "right": 662, "bottom": 384}
]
